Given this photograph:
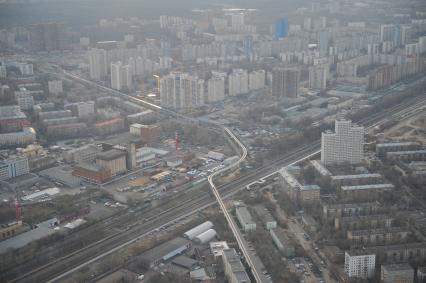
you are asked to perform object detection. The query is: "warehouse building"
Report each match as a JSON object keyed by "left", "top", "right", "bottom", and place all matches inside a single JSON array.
[
  {"left": 96, "top": 149, "right": 127, "bottom": 177},
  {"left": 184, "top": 221, "right": 214, "bottom": 240},
  {"left": 140, "top": 237, "right": 191, "bottom": 268}
]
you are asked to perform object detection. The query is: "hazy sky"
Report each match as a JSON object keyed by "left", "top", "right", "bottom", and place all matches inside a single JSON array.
[{"left": 0, "top": 0, "right": 302, "bottom": 27}]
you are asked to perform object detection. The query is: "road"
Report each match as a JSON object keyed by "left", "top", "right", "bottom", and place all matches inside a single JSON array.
[
  {"left": 208, "top": 127, "right": 270, "bottom": 283},
  {"left": 14, "top": 67, "right": 426, "bottom": 282}
]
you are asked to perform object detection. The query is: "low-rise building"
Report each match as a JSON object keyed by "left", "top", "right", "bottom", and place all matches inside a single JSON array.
[
  {"left": 299, "top": 185, "right": 321, "bottom": 203},
  {"left": 322, "top": 201, "right": 381, "bottom": 219},
  {"left": 335, "top": 214, "right": 393, "bottom": 231},
  {"left": 129, "top": 124, "right": 159, "bottom": 145},
  {"left": 0, "top": 221, "right": 26, "bottom": 240},
  {"left": 381, "top": 263, "right": 414, "bottom": 283},
  {"left": 207, "top": 151, "right": 225, "bottom": 161},
  {"left": 347, "top": 227, "right": 409, "bottom": 246},
  {"left": 63, "top": 144, "right": 102, "bottom": 164},
  {"left": 339, "top": 183, "right": 394, "bottom": 200},
  {"left": 73, "top": 163, "right": 111, "bottom": 184},
  {"left": 0, "top": 127, "right": 36, "bottom": 147},
  {"left": 376, "top": 142, "right": 421, "bottom": 158},
  {"left": 222, "top": 248, "right": 251, "bottom": 283},
  {"left": 0, "top": 156, "right": 29, "bottom": 181},
  {"left": 331, "top": 173, "right": 383, "bottom": 186},
  {"left": 236, "top": 206, "right": 256, "bottom": 232},
  {"left": 140, "top": 237, "right": 191, "bottom": 268},
  {"left": 253, "top": 205, "right": 277, "bottom": 230},
  {"left": 94, "top": 118, "right": 125, "bottom": 136},
  {"left": 270, "top": 228, "right": 295, "bottom": 257},
  {"left": 386, "top": 150, "right": 426, "bottom": 163}
]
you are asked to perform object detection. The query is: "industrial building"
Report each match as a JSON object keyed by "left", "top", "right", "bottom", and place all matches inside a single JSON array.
[
  {"left": 72, "top": 163, "right": 111, "bottom": 184},
  {"left": 63, "top": 144, "right": 102, "bottom": 164},
  {"left": 96, "top": 149, "right": 127, "bottom": 177},
  {"left": 140, "top": 237, "right": 191, "bottom": 268},
  {"left": 193, "top": 229, "right": 217, "bottom": 244},
  {"left": 183, "top": 221, "right": 214, "bottom": 240}
]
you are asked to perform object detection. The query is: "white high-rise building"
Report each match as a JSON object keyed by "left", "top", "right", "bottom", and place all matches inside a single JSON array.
[
  {"left": 111, "top": 61, "right": 132, "bottom": 91},
  {"left": 159, "top": 57, "right": 173, "bottom": 69},
  {"left": 17, "top": 63, "right": 33, "bottom": 76},
  {"left": 321, "top": 120, "right": 364, "bottom": 165},
  {"left": 379, "top": 24, "right": 395, "bottom": 43},
  {"left": 160, "top": 72, "right": 204, "bottom": 109},
  {"left": 345, "top": 251, "right": 376, "bottom": 279},
  {"left": 249, "top": 70, "right": 266, "bottom": 90},
  {"left": 231, "top": 13, "right": 245, "bottom": 29},
  {"left": 207, "top": 72, "right": 226, "bottom": 103},
  {"left": 228, "top": 69, "right": 248, "bottom": 96},
  {"left": 88, "top": 48, "right": 107, "bottom": 80},
  {"left": 309, "top": 64, "right": 328, "bottom": 90},
  {"left": 0, "top": 61, "right": 7, "bottom": 78},
  {"left": 48, "top": 80, "right": 63, "bottom": 95}
]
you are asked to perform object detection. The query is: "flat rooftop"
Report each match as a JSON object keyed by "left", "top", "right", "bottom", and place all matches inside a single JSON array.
[
  {"left": 141, "top": 237, "right": 189, "bottom": 262},
  {"left": 0, "top": 218, "right": 59, "bottom": 254},
  {"left": 331, "top": 173, "right": 382, "bottom": 180},
  {"left": 96, "top": 149, "right": 126, "bottom": 161},
  {"left": 341, "top": 183, "right": 394, "bottom": 191},
  {"left": 381, "top": 263, "right": 413, "bottom": 272}
]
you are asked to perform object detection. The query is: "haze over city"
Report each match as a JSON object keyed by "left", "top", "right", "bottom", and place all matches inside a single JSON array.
[{"left": 0, "top": 0, "right": 426, "bottom": 282}]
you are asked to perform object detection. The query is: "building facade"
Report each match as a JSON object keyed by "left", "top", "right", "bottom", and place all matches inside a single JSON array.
[
  {"left": 321, "top": 120, "right": 364, "bottom": 165},
  {"left": 272, "top": 68, "right": 300, "bottom": 98},
  {"left": 344, "top": 251, "right": 376, "bottom": 279},
  {"left": 160, "top": 72, "right": 204, "bottom": 109}
]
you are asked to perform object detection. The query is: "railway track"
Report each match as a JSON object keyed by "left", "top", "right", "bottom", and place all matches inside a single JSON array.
[{"left": 8, "top": 93, "right": 426, "bottom": 283}]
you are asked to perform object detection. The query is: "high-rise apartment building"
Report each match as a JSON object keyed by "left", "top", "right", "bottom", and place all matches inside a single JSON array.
[
  {"left": 207, "top": 72, "right": 226, "bottom": 103},
  {"left": 249, "top": 70, "right": 266, "bottom": 90},
  {"left": 321, "top": 120, "right": 364, "bottom": 165},
  {"left": 29, "top": 23, "right": 65, "bottom": 52},
  {"left": 160, "top": 72, "right": 204, "bottom": 109},
  {"left": 272, "top": 68, "right": 300, "bottom": 98},
  {"left": 110, "top": 61, "right": 132, "bottom": 91},
  {"left": 274, "top": 18, "right": 288, "bottom": 39},
  {"left": 88, "top": 48, "right": 107, "bottom": 80},
  {"left": 309, "top": 64, "right": 328, "bottom": 90},
  {"left": 0, "top": 61, "right": 6, "bottom": 78},
  {"left": 48, "top": 80, "right": 63, "bottom": 95},
  {"left": 228, "top": 69, "right": 249, "bottom": 96}
]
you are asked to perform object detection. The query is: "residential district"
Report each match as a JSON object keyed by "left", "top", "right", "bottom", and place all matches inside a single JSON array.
[{"left": 0, "top": 0, "right": 426, "bottom": 282}]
